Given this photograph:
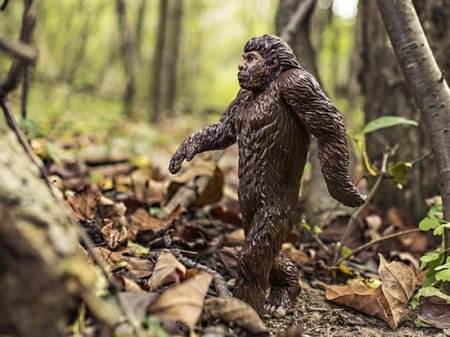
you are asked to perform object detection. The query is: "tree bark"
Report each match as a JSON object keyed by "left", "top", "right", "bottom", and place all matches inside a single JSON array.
[
  {"left": 277, "top": 0, "right": 350, "bottom": 228},
  {"left": 375, "top": 0, "right": 450, "bottom": 251},
  {"left": 0, "top": 120, "right": 117, "bottom": 337},
  {"left": 116, "top": 0, "right": 138, "bottom": 117},
  {"left": 361, "top": 0, "right": 449, "bottom": 221},
  {"left": 150, "top": 0, "right": 183, "bottom": 122},
  {"left": 150, "top": 0, "right": 168, "bottom": 122}
]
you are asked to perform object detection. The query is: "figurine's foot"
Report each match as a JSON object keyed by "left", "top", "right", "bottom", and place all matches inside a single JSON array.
[{"left": 263, "top": 285, "right": 298, "bottom": 318}]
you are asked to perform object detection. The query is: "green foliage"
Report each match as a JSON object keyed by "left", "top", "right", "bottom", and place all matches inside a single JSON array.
[
  {"left": 388, "top": 161, "right": 412, "bottom": 189},
  {"left": 416, "top": 197, "right": 450, "bottom": 303},
  {"left": 362, "top": 116, "right": 418, "bottom": 134}
]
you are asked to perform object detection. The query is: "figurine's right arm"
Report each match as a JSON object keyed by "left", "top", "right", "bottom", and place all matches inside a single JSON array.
[{"left": 169, "top": 91, "right": 241, "bottom": 174}]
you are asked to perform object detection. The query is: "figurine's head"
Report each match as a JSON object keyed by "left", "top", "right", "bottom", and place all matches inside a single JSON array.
[{"left": 238, "top": 34, "right": 301, "bottom": 91}]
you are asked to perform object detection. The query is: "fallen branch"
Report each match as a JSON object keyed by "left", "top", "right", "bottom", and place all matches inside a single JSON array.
[
  {"left": 334, "top": 228, "right": 421, "bottom": 266},
  {"left": 172, "top": 250, "right": 232, "bottom": 298},
  {"left": 0, "top": 38, "right": 37, "bottom": 63}
]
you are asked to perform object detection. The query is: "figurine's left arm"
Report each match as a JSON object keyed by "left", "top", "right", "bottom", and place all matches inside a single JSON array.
[{"left": 281, "top": 69, "right": 365, "bottom": 207}]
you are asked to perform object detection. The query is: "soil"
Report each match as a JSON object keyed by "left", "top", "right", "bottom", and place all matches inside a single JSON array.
[{"left": 265, "top": 281, "right": 446, "bottom": 337}]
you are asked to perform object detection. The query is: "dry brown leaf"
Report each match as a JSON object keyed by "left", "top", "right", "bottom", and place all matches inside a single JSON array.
[
  {"left": 114, "top": 275, "right": 144, "bottom": 292},
  {"left": 417, "top": 295, "right": 450, "bottom": 329},
  {"left": 325, "top": 256, "right": 418, "bottom": 330},
  {"left": 378, "top": 254, "right": 417, "bottom": 329},
  {"left": 148, "top": 271, "right": 213, "bottom": 333},
  {"left": 223, "top": 229, "right": 244, "bottom": 246},
  {"left": 282, "top": 243, "right": 311, "bottom": 266},
  {"left": 148, "top": 249, "right": 186, "bottom": 291},
  {"left": 66, "top": 184, "right": 102, "bottom": 220},
  {"left": 129, "top": 208, "right": 167, "bottom": 236},
  {"left": 202, "top": 297, "right": 268, "bottom": 336},
  {"left": 101, "top": 219, "right": 129, "bottom": 249},
  {"left": 325, "top": 282, "right": 393, "bottom": 328}
]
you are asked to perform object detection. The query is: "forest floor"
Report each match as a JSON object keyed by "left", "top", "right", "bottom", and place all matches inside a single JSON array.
[
  {"left": 267, "top": 282, "right": 442, "bottom": 337},
  {"left": 29, "top": 120, "right": 448, "bottom": 337}
]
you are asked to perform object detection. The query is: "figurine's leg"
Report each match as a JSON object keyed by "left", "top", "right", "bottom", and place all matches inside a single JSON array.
[
  {"left": 233, "top": 208, "right": 289, "bottom": 313},
  {"left": 264, "top": 254, "right": 300, "bottom": 318}
]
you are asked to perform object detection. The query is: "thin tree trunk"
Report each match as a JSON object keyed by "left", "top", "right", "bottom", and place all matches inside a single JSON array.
[
  {"left": 375, "top": 0, "right": 450, "bottom": 251},
  {"left": 164, "top": 0, "right": 183, "bottom": 118},
  {"left": 116, "top": 0, "right": 138, "bottom": 117},
  {"left": 150, "top": 0, "right": 168, "bottom": 123},
  {"left": 135, "top": 0, "right": 147, "bottom": 65},
  {"left": 277, "top": 0, "right": 350, "bottom": 228}
]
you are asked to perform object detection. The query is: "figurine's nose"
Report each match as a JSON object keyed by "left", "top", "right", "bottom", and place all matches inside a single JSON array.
[{"left": 238, "top": 62, "right": 247, "bottom": 71}]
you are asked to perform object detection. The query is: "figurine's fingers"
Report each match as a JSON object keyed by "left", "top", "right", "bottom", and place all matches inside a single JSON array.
[
  {"left": 185, "top": 146, "right": 196, "bottom": 162},
  {"left": 169, "top": 155, "right": 184, "bottom": 174}
]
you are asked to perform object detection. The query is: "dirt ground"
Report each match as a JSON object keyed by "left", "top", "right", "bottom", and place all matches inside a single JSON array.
[{"left": 265, "top": 281, "right": 446, "bottom": 337}]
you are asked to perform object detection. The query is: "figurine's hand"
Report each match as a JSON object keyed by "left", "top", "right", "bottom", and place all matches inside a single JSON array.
[{"left": 169, "top": 142, "right": 197, "bottom": 174}]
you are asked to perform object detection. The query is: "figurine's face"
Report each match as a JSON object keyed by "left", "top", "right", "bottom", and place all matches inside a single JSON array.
[{"left": 238, "top": 51, "right": 272, "bottom": 91}]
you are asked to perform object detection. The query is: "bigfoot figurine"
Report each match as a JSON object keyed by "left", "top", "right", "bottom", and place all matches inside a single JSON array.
[{"left": 169, "top": 35, "right": 365, "bottom": 317}]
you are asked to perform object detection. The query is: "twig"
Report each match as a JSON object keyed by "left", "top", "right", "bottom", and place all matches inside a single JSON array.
[
  {"left": 0, "top": 38, "right": 37, "bottom": 62},
  {"left": 280, "top": 0, "right": 315, "bottom": 43},
  {"left": 172, "top": 250, "right": 232, "bottom": 298},
  {"left": 333, "top": 149, "right": 394, "bottom": 263},
  {"left": 297, "top": 222, "right": 329, "bottom": 254},
  {"left": 334, "top": 228, "right": 421, "bottom": 266}
]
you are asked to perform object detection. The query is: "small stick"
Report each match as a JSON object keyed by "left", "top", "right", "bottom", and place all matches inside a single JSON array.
[
  {"left": 172, "top": 250, "right": 232, "bottom": 298},
  {"left": 334, "top": 228, "right": 421, "bottom": 266}
]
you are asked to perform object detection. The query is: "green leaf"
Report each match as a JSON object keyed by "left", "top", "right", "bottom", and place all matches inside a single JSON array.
[
  {"left": 362, "top": 116, "right": 418, "bottom": 134},
  {"left": 388, "top": 161, "right": 412, "bottom": 189},
  {"left": 415, "top": 286, "right": 450, "bottom": 304},
  {"left": 419, "top": 216, "right": 440, "bottom": 231},
  {"left": 301, "top": 222, "right": 312, "bottom": 232},
  {"left": 342, "top": 246, "right": 353, "bottom": 258},
  {"left": 422, "top": 253, "right": 445, "bottom": 287},
  {"left": 433, "top": 225, "right": 445, "bottom": 236},
  {"left": 436, "top": 269, "right": 450, "bottom": 282},
  {"left": 435, "top": 262, "right": 450, "bottom": 271},
  {"left": 313, "top": 225, "right": 323, "bottom": 235},
  {"left": 420, "top": 251, "right": 441, "bottom": 265}
]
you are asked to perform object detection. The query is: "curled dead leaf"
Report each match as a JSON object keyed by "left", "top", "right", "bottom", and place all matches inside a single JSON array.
[
  {"left": 148, "top": 249, "right": 186, "bottom": 290},
  {"left": 101, "top": 219, "right": 129, "bottom": 249},
  {"left": 378, "top": 254, "right": 417, "bottom": 329},
  {"left": 325, "top": 282, "right": 393, "bottom": 328},
  {"left": 66, "top": 184, "right": 102, "bottom": 220},
  {"left": 202, "top": 297, "right": 268, "bottom": 336},
  {"left": 148, "top": 271, "right": 213, "bottom": 333},
  {"left": 325, "top": 256, "right": 418, "bottom": 330}
]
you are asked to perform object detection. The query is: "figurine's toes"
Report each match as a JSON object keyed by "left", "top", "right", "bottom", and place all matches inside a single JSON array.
[
  {"left": 272, "top": 305, "right": 287, "bottom": 318},
  {"left": 264, "top": 287, "right": 293, "bottom": 318},
  {"left": 263, "top": 303, "right": 288, "bottom": 318}
]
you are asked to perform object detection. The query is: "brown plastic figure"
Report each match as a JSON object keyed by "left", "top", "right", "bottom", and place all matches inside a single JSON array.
[{"left": 169, "top": 35, "right": 365, "bottom": 317}]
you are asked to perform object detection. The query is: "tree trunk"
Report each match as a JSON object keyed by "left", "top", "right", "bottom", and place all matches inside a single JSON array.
[
  {"left": 164, "top": 0, "right": 183, "bottom": 118},
  {"left": 277, "top": 0, "right": 350, "bottom": 228},
  {"left": 0, "top": 120, "right": 117, "bottom": 337},
  {"left": 361, "top": 0, "right": 449, "bottom": 221},
  {"left": 150, "top": 0, "right": 168, "bottom": 123},
  {"left": 150, "top": 0, "right": 183, "bottom": 122},
  {"left": 116, "top": 0, "right": 138, "bottom": 117},
  {"left": 375, "top": 0, "right": 450, "bottom": 250}
]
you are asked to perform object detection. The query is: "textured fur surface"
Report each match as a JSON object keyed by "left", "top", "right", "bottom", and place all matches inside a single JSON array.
[{"left": 169, "top": 34, "right": 365, "bottom": 315}]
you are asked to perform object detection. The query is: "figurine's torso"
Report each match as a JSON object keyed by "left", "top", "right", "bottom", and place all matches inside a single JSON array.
[{"left": 234, "top": 78, "right": 310, "bottom": 210}]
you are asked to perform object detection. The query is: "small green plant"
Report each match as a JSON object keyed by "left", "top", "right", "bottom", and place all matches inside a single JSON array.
[{"left": 414, "top": 197, "right": 450, "bottom": 305}]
